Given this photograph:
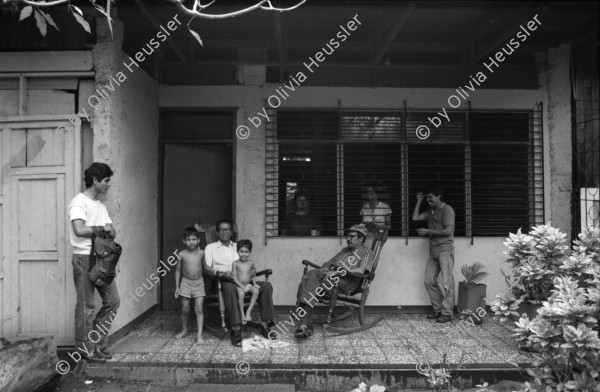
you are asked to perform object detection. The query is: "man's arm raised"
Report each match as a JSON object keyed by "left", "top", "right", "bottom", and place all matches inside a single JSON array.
[{"left": 412, "top": 193, "right": 428, "bottom": 221}]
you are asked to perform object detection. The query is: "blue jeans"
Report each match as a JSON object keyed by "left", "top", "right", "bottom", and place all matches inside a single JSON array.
[
  {"left": 72, "top": 254, "right": 120, "bottom": 353},
  {"left": 424, "top": 247, "right": 455, "bottom": 316}
]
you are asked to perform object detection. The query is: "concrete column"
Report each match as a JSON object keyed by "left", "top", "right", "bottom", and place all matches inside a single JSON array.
[
  {"left": 89, "top": 16, "right": 160, "bottom": 333},
  {"left": 91, "top": 18, "right": 125, "bottom": 217},
  {"left": 545, "top": 43, "right": 572, "bottom": 237},
  {"left": 234, "top": 65, "right": 267, "bottom": 244}
]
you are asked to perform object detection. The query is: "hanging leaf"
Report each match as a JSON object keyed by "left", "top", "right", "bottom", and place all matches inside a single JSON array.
[
  {"left": 19, "top": 6, "right": 33, "bottom": 21},
  {"left": 188, "top": 26, "right": 203, "bottom": 46},
  {"left": 39, "top": 10, "right": 60, "bottom": 32},
  {"left": 71, "top": 5, "right": 83, "bottom": 16},
  {"left": 73, "top": 12, "right": 91, "bottom": 34},
  {"left": 34, "top": 10, "right": 47, "bottom": 37},
  {"left": 106, "top": 0, "right": 113, "bottom": 39},
  {"left": 92, "top": 2, "right": 114, "bottom": 39}
]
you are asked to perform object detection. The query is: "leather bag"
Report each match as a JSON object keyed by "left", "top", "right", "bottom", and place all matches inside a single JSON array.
[{"left": 88, "top": 226, "right": 122, "bottom": 286}]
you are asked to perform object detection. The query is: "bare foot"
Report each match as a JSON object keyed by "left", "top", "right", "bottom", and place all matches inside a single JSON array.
[
  {"left": 196, "top": 334, "right": 204, "bottom": 344},
  {"left": 174, "top": 330, "right": 188, "bottom": 339},
  {"left": 245, "top": 311, "right": 252, "bottom": 322},
  {"left": 241, "top": 315, "right": 247, "bottom": 325}
]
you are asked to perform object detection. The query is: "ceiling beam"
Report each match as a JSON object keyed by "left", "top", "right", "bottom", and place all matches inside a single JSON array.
[
  {"left": 373, "top": 3, "right": 415, "bottom": 65},
  {"left": 199, "top": 39, "right": 468, "bottom": 54},
  {"left": 134, "top": 0, "right": 188, "bottom": 64},
  {"left": 161, "top": 59, "right": 540, "bottom": 71},
  {"left": 196, "top": 38, "right": 547, "bottom": 56}
]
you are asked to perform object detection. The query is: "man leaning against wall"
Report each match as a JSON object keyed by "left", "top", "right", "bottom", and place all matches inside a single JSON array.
[
  {"left": 412, "top": 187, "right": 456, "bottom": 323},
  {"left": 68, "top": 162, "right": 120, "bottom": 362}
]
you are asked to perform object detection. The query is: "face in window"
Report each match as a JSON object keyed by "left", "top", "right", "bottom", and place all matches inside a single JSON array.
[
  {"left": 295, "top": 196, "right": 309, "bottom": 211},
  {"left": 366, "top": 187, "right": 378, "bottom": 202},
  {"left": 217, "top": 223, "right": 232, "bottom": 243}
]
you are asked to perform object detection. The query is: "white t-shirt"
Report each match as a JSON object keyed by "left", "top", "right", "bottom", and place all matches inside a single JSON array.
[
  {"left": 68, "top": 193, "right": 112, "bottom": 254},
  {"left": 360, "top": 201, "right": 392, "bottom": 226}
]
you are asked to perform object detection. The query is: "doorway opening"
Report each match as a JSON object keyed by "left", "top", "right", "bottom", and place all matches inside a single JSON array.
[{"left": 160, "top": 110, "right": 235, "bottom": 309}]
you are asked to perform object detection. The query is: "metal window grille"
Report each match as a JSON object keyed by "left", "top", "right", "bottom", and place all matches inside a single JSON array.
[
  {"left": 572, "top": 43, "right": 600, "bottom": 236},
  {"left": 265, "top": 106, "right": 544, "bottom": 240}
]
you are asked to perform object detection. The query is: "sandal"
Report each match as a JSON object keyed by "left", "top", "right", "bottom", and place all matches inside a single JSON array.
[{"left": 294, "top": 325, "right": 314, "bottom": 339}]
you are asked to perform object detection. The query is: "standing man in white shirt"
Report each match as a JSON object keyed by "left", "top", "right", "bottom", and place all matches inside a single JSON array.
[
  {"left": 68, "top": 162, "right": 119, "bottom": 362},
  {"left": 204, "top": 220, "right": 275, "bottom": 347}
]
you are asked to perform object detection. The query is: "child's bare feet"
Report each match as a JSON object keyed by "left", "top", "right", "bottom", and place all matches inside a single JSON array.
[
  {"left": 196, "top": 334, "right": 204, "bottom": 344},
  {"left": 174, "top": 330, "right": 188, "bottom": 339},
  {"left": 241, "top": 315, "right": 247, "bottom": 325},
  {"left": 245, "top": 310, "right": 252, "bottom": 322}
]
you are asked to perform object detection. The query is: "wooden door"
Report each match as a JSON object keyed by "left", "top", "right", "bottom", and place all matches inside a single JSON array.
[{"left": 0, "top": 115, "right": 81, "bottom": 345}]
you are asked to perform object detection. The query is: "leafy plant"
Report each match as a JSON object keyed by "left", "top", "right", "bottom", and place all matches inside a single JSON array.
[
  {"left": 349, "top": 382, "right": 385, "bottom": 392},
  {"left": 415, "top": 352, "right": 468, "bottom": 392},
  {"left": 461, "top": 262, "right": 489, "bottom": 286},
  {"left": 489, "top": 287, "right": 523, "bottom": 322},
  {"left": 501, "top": 225, "right": 600, "bottom": 392},
  {"left": 499, "top": 224, "right": 570, "bottom": 304}
]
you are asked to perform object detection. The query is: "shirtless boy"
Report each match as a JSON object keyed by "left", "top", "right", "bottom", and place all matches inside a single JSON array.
[
  {"left": 232, "top": 239, "right": 260, "bottom": 324},
  {"left": 175, "top": 227, "right": 211, "bottom": 343}
]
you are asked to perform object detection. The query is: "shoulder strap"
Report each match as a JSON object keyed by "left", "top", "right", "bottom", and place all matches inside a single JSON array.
[{"left": 88, "top": 233, "right": 96, "bottom": 272}]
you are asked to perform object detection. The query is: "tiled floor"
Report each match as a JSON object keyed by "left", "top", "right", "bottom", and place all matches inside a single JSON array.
[{"left": 106, "top": 310, "right": 534, "bottom": 368}]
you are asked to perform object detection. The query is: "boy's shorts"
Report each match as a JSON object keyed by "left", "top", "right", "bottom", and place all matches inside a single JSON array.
[
  {"left": 179, "top": 277, "right": 205, "bottom": 298},
  {"left": 238, "top": 283, "right": 256, "bottom": 293}
]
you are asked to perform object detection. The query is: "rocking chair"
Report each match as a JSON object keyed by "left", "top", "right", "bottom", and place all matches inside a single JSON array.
[
  {"left": 194, "top": 221, "right": 272, "bottom": 338},
  {"left": 299, "top": 226, "right": 389, "bottom": 335}
]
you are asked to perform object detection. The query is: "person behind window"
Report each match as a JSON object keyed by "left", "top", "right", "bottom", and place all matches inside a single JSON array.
[
  {"left": 280, "top": 191, "right": 322, "bottom": 236},
  {"left": 360, "top": 185, "right": 392, "bottom": 231}
]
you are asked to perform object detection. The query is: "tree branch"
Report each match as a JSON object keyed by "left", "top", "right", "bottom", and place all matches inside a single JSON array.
[
  {"left": 4, "top": 0, "right": 70, "bottom": 6},
  {"left": 5, "top": 0, "right": 307, "bottom": 19},
  {"left": 167, "top": 0, "right": 306, "bottom": 19}
]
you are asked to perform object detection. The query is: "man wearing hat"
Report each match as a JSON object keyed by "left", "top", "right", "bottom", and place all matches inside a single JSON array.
[{"left": 294, "top": 224, "right": 373, "bottom": 338}]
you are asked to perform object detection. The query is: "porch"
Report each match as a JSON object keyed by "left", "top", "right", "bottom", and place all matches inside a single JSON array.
[{"left": 78, "top": 309, "right": 534, "bottom": 391}]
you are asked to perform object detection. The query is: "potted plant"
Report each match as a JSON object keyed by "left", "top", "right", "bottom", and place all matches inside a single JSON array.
[{"left": 457, "top": 262, "right": 489, "bottom": 315}]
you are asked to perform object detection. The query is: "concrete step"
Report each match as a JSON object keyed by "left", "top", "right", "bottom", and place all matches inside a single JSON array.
[{"left": 83, "top": 362, "right": 529, "bottom": 391}]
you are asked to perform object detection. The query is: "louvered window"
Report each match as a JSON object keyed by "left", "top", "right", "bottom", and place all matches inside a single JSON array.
[{"left": 265, "top": 107, "right": 543, "bottom": 239}]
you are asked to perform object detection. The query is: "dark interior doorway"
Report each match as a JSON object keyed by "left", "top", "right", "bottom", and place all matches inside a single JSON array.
[{"left": 160, "top": 110, "right": 234, "bottom": 309}]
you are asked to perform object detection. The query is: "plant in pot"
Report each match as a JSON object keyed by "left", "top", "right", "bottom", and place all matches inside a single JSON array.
[{"left": 457, "top": 262, "right": 489, "bottom": 323}]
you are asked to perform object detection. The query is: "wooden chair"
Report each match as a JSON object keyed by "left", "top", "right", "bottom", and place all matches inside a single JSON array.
[
  {"left": 299, "top": 226, "right": 389, "bottom": 335},
  {"left": 194, "top": 221, "right": 272, "bottom": 337}
]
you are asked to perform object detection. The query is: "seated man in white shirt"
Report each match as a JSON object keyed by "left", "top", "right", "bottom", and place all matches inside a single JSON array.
[{"left": 204, "top": 220, "right": 275, "bottom": 347}]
